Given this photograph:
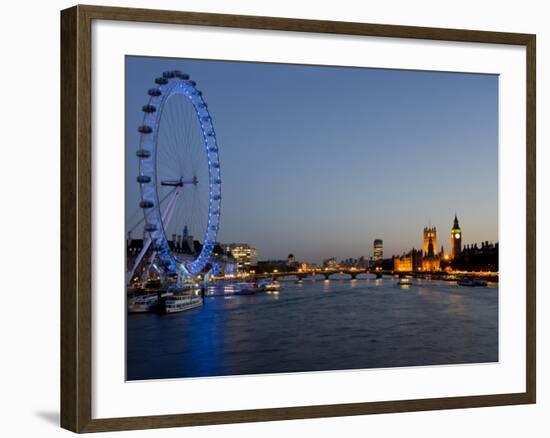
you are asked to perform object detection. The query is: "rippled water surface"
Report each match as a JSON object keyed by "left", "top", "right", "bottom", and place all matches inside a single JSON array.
[{"left": 127, "top": 277, "right": 498, "bottom": 380}]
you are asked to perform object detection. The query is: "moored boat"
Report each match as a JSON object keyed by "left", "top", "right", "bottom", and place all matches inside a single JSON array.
[
  {"left": 164, "top": 293, "right": 203, "bottom": 314},
  {"left": 234, "top": 281, "right": 259, "bottom": 295},
  {"left": 128, "top": 294, "right": 158, "bottom": 313},
  {"left": 206, "top": 283, "right": 240, "bottom": 296},
  {"left": 458, "top": 278, "right": 488, "bottom": 287},
  {"left": 397, "top": 278, "right": 412, "bottom": 286}
]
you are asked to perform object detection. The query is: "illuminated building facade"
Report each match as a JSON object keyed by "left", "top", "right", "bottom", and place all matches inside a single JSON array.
[
  {"left": 423, "top": 227, "right": 437, "bottom": 255},
  {"left": 373, "top": 239, "right": 383, "bottom": 261},
  {"left": 224, "top": 243, "right": 257, "bottom": 272},
  {"left": 422, "top": 254, "right": 440, "bottom": 271},
  {"left": 287, "top": 253, "right": 297, "bottom": 267},
  {"left": 393, "top": 249, "right": 422, "bottom": 272},
  {"left": 422, "top": 226, "right": 440, "bottom": 271},
  {"left": 323, "top": 257, "right": 338, "bottom": 269},
  {"left": 388, "top": 214, "right": 494, "bottom": 273}
]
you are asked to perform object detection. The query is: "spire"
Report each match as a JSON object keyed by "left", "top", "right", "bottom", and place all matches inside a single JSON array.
[
  {"left": 427, "top": 235, "right": 434, "bottom": 257},
  {"left": 453, "top": 213, "right": 460, "bottom": 229}
]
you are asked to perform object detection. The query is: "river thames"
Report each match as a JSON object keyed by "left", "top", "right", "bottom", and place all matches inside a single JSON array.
[{"left": 126, "top": 277, "right": 498, "bottom": 380}]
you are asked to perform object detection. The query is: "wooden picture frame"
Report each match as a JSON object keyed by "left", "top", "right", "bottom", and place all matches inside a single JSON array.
[{"left": 61, "top": 4, "right": 536, "bottom": 433}]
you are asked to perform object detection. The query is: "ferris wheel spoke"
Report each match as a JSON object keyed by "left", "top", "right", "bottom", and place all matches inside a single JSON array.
[
  {"left": 163, "top": 103, "right": 179, "bottom": 162},
  {"left": 158, "top": 148, "right": 180, "bottom": 175},
  {"left": 189, "top": 111, "right": 201, "bottom": 174},
  {"left": 163, "top": 109, "right": 179, "bottom": 167},
  {"left": 183, "top": 103, "right": 197, "bottom": 175},
  {"left": 176, "top": 97, "right": 188, "bottom": 159},
  {"left": 188, "top": 191, "right": 201, "bottom": 239},
  {"left": 179, "top": 106, "right": 191, "bottom": 176}
]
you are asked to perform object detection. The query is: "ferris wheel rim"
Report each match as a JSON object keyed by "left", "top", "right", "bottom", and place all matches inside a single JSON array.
[{"left": 136, "top": 70, "right": 221, "bottom": 276}]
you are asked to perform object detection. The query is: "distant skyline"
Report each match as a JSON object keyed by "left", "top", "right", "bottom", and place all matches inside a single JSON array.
[{"left": 126, "top": 56, "right": 498, "bottom": 264}]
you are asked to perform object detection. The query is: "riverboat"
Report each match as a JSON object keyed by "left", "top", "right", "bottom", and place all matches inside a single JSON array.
[
  {"left": 259, "top": 280, "right": 282, "bottom": 291},
  {"left": 164, "top": 293, "right": 203, "bottom": 314},
  {"left": 127, "top": 294, "right": 158, "bottom": 313},
  {"left": 234, "top": 281, "right": 259, "bottom": 295},
  {"left": 458, "top": 278, "right": 488, "bottom": 287}
]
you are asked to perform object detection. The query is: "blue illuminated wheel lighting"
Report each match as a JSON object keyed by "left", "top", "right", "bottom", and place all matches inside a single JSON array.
[{"left": 136, "top": 71, "right": 221, "bottom": 276}]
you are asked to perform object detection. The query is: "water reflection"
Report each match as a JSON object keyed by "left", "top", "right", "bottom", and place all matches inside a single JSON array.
[{"left": 127, "top": 278, "right": 498, "bottom": 380}]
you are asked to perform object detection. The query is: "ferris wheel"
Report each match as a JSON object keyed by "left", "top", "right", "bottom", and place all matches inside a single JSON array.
[{"left": 129, "top": 70, "right": 221, "bottom": 281}]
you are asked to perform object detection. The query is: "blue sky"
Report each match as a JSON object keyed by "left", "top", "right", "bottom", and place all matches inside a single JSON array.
[{"left": 126, "top": 56, "right": 498, "bottom": 263}]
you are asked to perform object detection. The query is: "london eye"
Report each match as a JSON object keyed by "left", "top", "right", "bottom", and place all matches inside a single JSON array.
[{"left": 128, "top": 70, "right": 221, "bottom": 283}]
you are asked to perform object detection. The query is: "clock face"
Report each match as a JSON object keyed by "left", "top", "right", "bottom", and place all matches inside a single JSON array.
[{"left": 454, "top": 233, "right": 461, "bottom": 239}]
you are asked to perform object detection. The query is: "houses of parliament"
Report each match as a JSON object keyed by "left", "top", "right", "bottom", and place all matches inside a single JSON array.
[{"left": 393, "top": 214, "right": 463, "bottom": 272}]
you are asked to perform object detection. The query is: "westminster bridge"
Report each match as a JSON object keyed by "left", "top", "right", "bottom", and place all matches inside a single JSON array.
[{"left": 246, "top": 269, "right": 498, "bottom": 283}]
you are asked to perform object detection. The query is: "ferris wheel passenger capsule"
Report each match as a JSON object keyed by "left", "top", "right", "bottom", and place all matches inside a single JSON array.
[
  {"left": 144, "top": 224, "right": 158, "bottom": 232},
  {"left": 147, "top": 88, "right": 162, "bottom": 97},
  {"left": 139, "top": 201, "right": 154, "bottom": 209}
]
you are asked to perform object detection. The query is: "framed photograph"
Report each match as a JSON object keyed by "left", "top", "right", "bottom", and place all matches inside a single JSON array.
[{"left": 60, "top": 4, "right": 536, "bottom": 433}]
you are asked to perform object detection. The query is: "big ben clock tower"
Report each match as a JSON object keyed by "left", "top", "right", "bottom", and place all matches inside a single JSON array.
[{"left": 451, "top": 214, "right": 462, "bottom": 259}]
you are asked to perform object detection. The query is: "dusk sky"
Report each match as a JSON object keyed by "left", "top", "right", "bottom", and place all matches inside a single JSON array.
[{"left": 126, "top": 56, "right": 498, "bottom": 264}]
